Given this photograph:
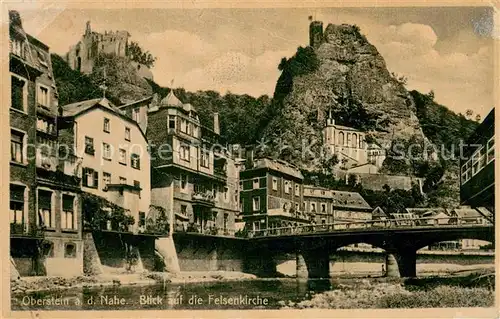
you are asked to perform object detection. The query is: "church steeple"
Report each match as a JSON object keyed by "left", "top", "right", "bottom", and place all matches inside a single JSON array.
[{"left": 327, "top": 108, "right": 335, "bottom": 126}]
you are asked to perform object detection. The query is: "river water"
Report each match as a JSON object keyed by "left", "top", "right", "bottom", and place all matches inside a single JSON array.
[{"left": 12, "top": 279, "right": 336, "bottom": 310}]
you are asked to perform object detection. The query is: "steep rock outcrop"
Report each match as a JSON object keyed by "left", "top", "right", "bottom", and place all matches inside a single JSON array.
[{"left": 262, "top": 23, "right": 428, "bottom": 168}]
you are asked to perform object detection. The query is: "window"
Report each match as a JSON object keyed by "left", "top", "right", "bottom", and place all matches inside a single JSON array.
[
  {"left": 132, "top": 107, "right": 140, "bottom": 122},
  {"left": 103, "top": 118, "right": 110, "bottom": 133},
  {"left": 125, "top": 127, "right": 131, "bottom": 141},
  {"left": 85, "top": 136, "right": 94, "bottom": 155},
  {"left": 252, "top": 197, "right": 260, "bottom": 212},
  {"left": 284, "top": 181, "right": 291, "bottom": 194},
  {"left": 223, "top": 214, "right": 228, "bottom": 231},
  {"left": 131, "top": 153, "right": 140, "bottom": 169},
  {"left": 11, "top": 39, "right": 25, "bottom": 58},
  {"left": 295, "top": 184, "right": 300, "bottom": 196},
  {"left": 119, "top": 149, "right": 126, "bottom": 164},
  {"left": 102, "top": 143, "right": 111, "bottom": 160},
  {"left": 138, "top": 212, "right": 146, "bottom": 227},
  {"left": 168, "top": 116, "right": 176, "bottom": 129},
  {"left": 180, "top": 174, "right": 188, "bottom": 191},
  {"left": 82, "top": 168, "right": 98, "bottom": 188},
  {"left": 253, "top": 178, "right": 259, "bottom": 189},
  {"left": 224, "top": 187, "right": 228, "bottom": 200},
  {"left": 487, "top": 136, "right": 495, "bottom": 163},
  {"left": 180, "top": 119, "right": 187, "bottom": 133},
  {"left": 10, "top": 184, "right": 25, "bottom": 225},
  {"left": 61, "top": 195, "right": 75, "bottom": 230},
  {"left": 38, "top": 190, "right": 53, "bottom": 228},
  {"left": 461, "top": 160, "right": 471, "bottom": 185},
  {"left": 37, "top": 51, "right": 48, "bottom": 67},
  {"left": 181, "top": 205, "right": 187, "bottom": 216},
  {"left": 321, "top": 203, "right": 326, "bottom": 213},
  {"left": 201, "top": 150, "right": 210, "bottom": 168},
  {"left": 295, "top": 203, "right": 300, "bottom": 212},
  {"left": 37, "top": 85, "right": 49, "bottom": 107},
  {"left": 11, "top": 130, "right": 24, "bottom": 163},
  {"left": 64, "top": 243, "right": 76, "bottom": 258},
  {"left": 272, "top": 178, "right": 278, "bottom": 191},
  {"left": 119, "top": 176, "right": 127, "bottom": 184},
  {"left": 103, "top": 172, "right": 111, "bottom": 189},
  {"left": 311, "top": 203, "right": 316, "bottom": 213},
  {"left": 42, "top": 241, "right": 54, "bottom": 257},
  {"left": 213, "top": 184, "right": 218, "bottom": 199},
  {"left": 11, "top": 75, "right": 26, "bottom": 112},
  {"left": 180, "top": 145, "right": 190, "bottom": 161},
  {"left": 239, "top": 181, "right": 243, "bottom": 191}
]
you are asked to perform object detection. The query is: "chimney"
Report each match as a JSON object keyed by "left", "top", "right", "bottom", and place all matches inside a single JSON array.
[{"left": 213, "top": 112, "right": 220, "bottom": 135}]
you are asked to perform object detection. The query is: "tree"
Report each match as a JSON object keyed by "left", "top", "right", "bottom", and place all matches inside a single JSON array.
[
  {"left": 465, "top": 109, "right": 474, "bottom": 119},
  {"left": 127, "top": 41, "right": 157, "bottom": 68}
]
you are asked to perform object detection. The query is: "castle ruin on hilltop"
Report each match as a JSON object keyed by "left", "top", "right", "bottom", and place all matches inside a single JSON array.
[{"left": 66, "top": 21, "right": 153, "bottom": 80}]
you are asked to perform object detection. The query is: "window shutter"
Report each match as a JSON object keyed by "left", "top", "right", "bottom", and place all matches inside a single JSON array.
[
  {"left": 10, "top": 184, "right": 25, "bottom": 202},
  {"left": 82, "top": 168, "right": 88, "bottom": 186},
  {"left": 38, "top": 190, "right": 52, "bottom": 209},
  {"left": 93, "top": 171, "right": 99, "bottom": 188},
  {"left": 63, "top": 195, "right": 74, "bottom": 211}
]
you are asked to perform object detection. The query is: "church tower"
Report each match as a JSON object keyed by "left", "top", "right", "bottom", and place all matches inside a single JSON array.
[{"left": 323, "top": 109, "right": 336, "bottom": 149}]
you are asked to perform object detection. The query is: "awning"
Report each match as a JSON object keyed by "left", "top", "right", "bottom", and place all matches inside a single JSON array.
[{"left": 175, "top": 212, "right": 190, "bottom": 220}]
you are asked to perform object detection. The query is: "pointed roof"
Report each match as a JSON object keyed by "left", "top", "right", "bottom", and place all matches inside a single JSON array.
[{"left": 160, "top": 90, "right": 183, "bottom": 107}]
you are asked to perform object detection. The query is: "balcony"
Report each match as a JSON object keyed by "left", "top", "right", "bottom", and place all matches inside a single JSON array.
[
  {"left": 10, "top": 223, "right": 45, "bottom": 238},
  {"left": 36, "top": 151, "right": 81, "bottom": 187},
  {"left": 192, "top": 192, "right": 215, "bottom": 207}
]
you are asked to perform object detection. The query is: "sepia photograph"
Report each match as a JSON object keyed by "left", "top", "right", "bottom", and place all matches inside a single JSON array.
[{"left": 3, "top": 1, "right": 497, "bottom": 317}]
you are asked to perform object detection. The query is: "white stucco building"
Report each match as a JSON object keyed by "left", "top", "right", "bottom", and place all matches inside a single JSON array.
[{"left": 59, "top": 97, "right": 150, "bottom": 232}]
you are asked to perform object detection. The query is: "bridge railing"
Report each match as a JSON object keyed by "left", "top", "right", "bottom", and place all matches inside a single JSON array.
[{"left": 247, "top": 216, "right": 489, "bottom": 238}]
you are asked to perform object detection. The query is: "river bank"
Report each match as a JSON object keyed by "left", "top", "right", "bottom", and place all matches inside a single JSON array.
[
  {"left": 11, "top": 262, "right": 494, "bottom": 295},
  {"left": 10, "top": 271, "right": 258, "bottom": 295},
  {"left": 280, "top": 272, "right": 495, "bottom": 309}
]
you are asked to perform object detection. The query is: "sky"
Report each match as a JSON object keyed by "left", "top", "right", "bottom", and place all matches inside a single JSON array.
[{"left": 15, "top": 5, "right": 496, "bottom": 117}]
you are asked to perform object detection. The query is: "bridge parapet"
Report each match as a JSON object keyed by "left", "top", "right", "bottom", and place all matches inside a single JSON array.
[{"left": 246, "top": 217, "right": 491, "bottom": 238}]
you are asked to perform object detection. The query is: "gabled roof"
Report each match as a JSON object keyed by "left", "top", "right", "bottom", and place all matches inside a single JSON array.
[
  {"left": 60, "top": 97, "right": 147, "bottom": 141},
  {"left": 303, "top": 185, "right": 372, "bottom": 210},
  {"left": 372, "top": 206, "right": 387, "bottom": 217},
  {"left": 251, "top": 157, "right": 303, "bottom": 180},
  {"left": 450, "top": 207, "right": 485, "bottom": 219},
  {"left": 61, "top": 97, "right": 123, "bottom": 117},
  {"left": 405, "top": 207, "right": 448, "bottom": 217}
]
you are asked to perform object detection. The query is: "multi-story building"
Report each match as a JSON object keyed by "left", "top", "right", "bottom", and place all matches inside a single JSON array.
[
  {"left": 323, "top": 111, "right": 386, "bottom": 172},
  {"left": 143, "top": 91, "right": 240, "bottom": 235},
  {"left": 59, "top": 97, "right": 150, "bottom": 233},
  {"left": 460, "top": 108, "right": 495, "bottom": 212},
  {"left": 9, "top": 11, "right": 83, "bottom": 277},
  {"left": 303, "top": 185, "right": 372, "bottom": 225},
  {"left": 66, "top": 21, "right": 152, "bottom": 80},
  {"left": 239, "top": 158, "right": 308, "bottom": 232}
]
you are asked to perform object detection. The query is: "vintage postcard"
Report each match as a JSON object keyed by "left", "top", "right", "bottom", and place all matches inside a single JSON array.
[{"left": 2, "top": 1, "right": 498, "bottom": 318}]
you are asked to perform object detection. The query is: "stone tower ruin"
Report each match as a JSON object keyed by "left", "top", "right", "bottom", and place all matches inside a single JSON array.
[{"left": 309, "top": 20, "right": 324, "bottom": 49}]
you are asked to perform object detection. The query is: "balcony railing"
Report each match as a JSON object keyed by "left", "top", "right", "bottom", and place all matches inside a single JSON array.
[
  {"left": 181, "top": 223, "right": 235, "bottom": 236},
  {"left": 192, "top": 192, "right": 215, "bottom": 206}
]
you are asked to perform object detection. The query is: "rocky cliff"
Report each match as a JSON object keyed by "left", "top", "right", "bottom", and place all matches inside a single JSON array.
[{"left": 261, "top": 23, "right": 428, "bottom": 168}]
